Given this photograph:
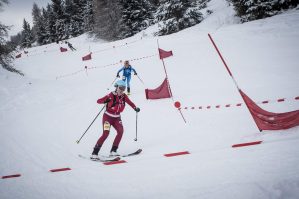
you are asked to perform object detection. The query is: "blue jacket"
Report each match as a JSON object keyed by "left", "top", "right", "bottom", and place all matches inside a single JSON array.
[{"left": 117, "top": 65, "right": 137, "bottom": 77}]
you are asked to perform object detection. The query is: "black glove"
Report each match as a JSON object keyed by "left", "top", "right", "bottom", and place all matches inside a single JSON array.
[
  {"left": 116, "top": 74, "right": 120, "bottom": 78},
  {"left": 104, "top": 98, "right": 111, "bottom": 103},
  {"left": 134, "top": 72, "right": 137, "bottom": 75},
  {"left": 134, "top": 107, "right": 140, "bottom": 112}
]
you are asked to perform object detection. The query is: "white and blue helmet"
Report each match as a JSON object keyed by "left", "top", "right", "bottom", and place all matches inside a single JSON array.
[{"left": 114, "top": 80, "right": 126, "bottom": 88}]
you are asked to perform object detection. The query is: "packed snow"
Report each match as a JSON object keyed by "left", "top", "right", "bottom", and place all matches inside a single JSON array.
[{"left": 1, "top": 0, "right": 299, "bottom": 198}]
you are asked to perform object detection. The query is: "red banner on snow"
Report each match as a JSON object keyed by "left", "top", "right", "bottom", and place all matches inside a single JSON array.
[
  {"left": 240, "top": 90, "right": 299, "bottom": 131},
  {"left": 145, "top": 78, "right": 172, "bottom": 100},
  {"left": 158, "top": 48, "right": 173, "bottom": 59},
  {"left": 60, "top": 47, "right": 68, "bottom": 52},
  {"left": 82, "top": 53, "right": 92, "bottom": 61}
]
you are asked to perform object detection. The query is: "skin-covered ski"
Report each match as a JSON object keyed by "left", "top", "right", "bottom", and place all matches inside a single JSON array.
[
  {"left": 78, "top": 154, "right": 121, "bottom": 162},
  {"left": 102, "top": 149, "right": 142, "bottom": 158}
]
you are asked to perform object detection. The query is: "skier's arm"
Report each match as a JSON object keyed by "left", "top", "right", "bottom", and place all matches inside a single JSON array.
[
  {"left": 132, "top": 67, "right": 137, "bottom": 75},
  {"left": 124, "top": 94, "right": 137, "bottom": 109},
  {"left": 97, "top": 93, "right": 112, "bottom": 104},
  {"left": 116, "top": 67, "right": 124, "bottom": 77}
]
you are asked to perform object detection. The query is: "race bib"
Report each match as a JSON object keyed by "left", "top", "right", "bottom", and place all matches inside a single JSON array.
[{"left": 103, "top": 121, "right": 111, "bottom": 131}]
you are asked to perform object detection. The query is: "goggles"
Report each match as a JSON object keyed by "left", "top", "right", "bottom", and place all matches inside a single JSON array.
[{"left": 118, "top": 86, "right": 126, "bottom": 91}]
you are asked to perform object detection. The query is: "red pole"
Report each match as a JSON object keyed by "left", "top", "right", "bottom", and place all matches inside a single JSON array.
[
  {"left": 208, "top": 33, "right": 261, "bottom": 132},
  {"left": 208, "top": 33, "right": 240, "bottom": 89},
  {"left": 157, "top": 39, "right": 186, "bottom": 123}
]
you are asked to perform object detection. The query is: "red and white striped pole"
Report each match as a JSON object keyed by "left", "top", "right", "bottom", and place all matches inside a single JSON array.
[{"left": 208, "top": 33, "right": 261, "bottom": 131}]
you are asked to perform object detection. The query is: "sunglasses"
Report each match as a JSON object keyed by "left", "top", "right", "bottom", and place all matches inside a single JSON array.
[{"left": 118, "top": 86, "right": 126, "bottom": 91}]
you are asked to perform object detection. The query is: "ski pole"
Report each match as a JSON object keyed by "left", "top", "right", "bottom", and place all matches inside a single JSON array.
[
  {"left": 107, "top": 77, "right": 118, "bottom": 90},
  {"left": 76, "top": 105, "right": 105, "bottom": 144},
  {"left": 136, "top": 74, "right": 145, "bottom": 85},
  {"left": 134, "top": 112, "right": 138, "bottom": 141}
]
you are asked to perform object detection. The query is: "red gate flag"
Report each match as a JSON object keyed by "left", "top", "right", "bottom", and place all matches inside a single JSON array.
[
  {"left": 159, "top": 48, "right": 173, "bottom": 59},
  {"left": 145, "top": 78, "right": 172, "bottom": 99},
  {"left": 240, "top": 89, "right": 299, "bottom": 131},
  {"left": 82, "top": 53, "right": 92, "bottom": 61},
  {"left": 60, "top": 47, "right": 68, "bottom": 52}
]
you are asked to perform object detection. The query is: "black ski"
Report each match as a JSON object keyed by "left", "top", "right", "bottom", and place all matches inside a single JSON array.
[
  {"left": 78, "top": 154, "right": 121, "bottom": 162},
  {"left": 121, "top": 149, "right": 142, "bottom": 157}
]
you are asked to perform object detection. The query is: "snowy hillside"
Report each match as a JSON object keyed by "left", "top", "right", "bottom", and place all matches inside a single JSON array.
[{"left": 1, "top": 0, "right": 299, "bottom": 198}]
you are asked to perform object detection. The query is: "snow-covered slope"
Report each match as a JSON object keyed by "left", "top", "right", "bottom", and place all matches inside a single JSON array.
[{"left": 1, "top": 0, "right": 299, "bottom": 198}]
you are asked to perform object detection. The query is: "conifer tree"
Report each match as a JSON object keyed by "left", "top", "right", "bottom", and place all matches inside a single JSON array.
[
  {"left": 46, "top": 4, "right": 56, "bottom": 43},
  {"left": 83, "top": 0, "right": 94, "bottom": 32},
  {"left": 51, "top": 0, "right": 65, "bottom": 41},
  {"left": 118, "top": 0, "right": 153, "bottom": 38},
  {"left": 155, "top": 0, "right": 204, "bottom": 35},
  {"left": 0, "top": 0, "right": 23, "bottom": 75},
  {"left": 20, "top": 19, "right": 33, "bottom": 48},
  {"left": 68, "top": 0, "right": 85, "bottom": 37},
  {"left": 37, "top": 8, "right": 48, "bottom": 44},
  {"left": 93, "top": 0, "right": 122, "bottom": 41},
  {"left": 32, "top": 3, "right": 48, "bottom": 45},
  {"left": 31, "top": 3, "right": 41, "bottom": 43},
  {"left": 231, "top": 0, "right": 299, "bottom": 22}
]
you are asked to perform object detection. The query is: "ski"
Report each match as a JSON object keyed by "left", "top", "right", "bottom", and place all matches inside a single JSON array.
[
  {"left": 102, "top": 149, "right": 142, "bottom": 158},
  {"left": 78, "top": 154, "right": 121, "bottom": 162},
  {"left": 122, "top": 149, "right": 142, "bottom": 157}
]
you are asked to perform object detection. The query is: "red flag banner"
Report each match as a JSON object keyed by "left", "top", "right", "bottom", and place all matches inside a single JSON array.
[
  {"left": 82, "top": 53, "right": 92, "bottom": 61},
  {"left": 240, "top": 90, "right": 299, "bottom": 131},
  {"left": 60, "top": 47, "right": 68, "bottom": 52},
  {"left": 158, "top": 48, "right": 173, "bottom": 59},
  {"left": 145, "top": 78, "right": 172, "bottom": 100}
]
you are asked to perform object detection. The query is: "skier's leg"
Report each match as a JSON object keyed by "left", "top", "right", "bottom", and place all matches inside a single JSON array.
[
  {"left": 92, "top": 114, "right": 111, "bottom": 155},
  {"left": 127, "top": 76, "right": 131, "bottom": 93},
  {"left": 110, "top": 117, "right": 124, "bottom": 152}
]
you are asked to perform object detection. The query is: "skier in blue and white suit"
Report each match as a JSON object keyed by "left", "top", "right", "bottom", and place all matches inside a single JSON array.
[{"left": 116, "top": 60, "right": 137, "bottom": 94}]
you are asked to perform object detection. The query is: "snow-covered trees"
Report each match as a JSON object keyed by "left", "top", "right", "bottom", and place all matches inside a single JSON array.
[
  {"left": 231, "top": 0, "right": 299, "bottom": 22},
  {"left": 93, "top": 0, "right": 154, "bottom": 40},
  {"left": 21, "top": 0, "right": 94, "bottom": 45},
  {"left": 20, "top": 19, "right": 34, "bottom": 48},
  {"left": 0, "top": 0, "right": 23, "bottom": 75},
  {"left": 12, "top": 0, "right": 211, "bottom": 44},
  {"left": 155, "top": 0, "right": 206, "bottom": 35},
  {"left": 118, "top": 0, "right": 154, "bottom": 38},
  {"left": 93, "top": 0, "right": 122, "bottom": 40}
]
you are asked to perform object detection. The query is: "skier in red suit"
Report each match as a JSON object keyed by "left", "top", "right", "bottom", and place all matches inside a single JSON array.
[{"left": 91, "top": 80, "right": 140, "bottom": 160}]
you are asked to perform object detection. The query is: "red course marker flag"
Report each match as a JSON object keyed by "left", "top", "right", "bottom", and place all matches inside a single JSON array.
[
  {"left": 60, "top": 47, "right": 68, "bottom": 52},
  {"left": 50, "top": 168, "right": 71, "bottom": 172},
  {"left": 103, "top": 160, "right": 127, "bottom": 165},
  {"left": 232, "top": 141, "right": 262, "bottom": 148},
  {"left": 2, "top": 174, "right": 21, "bottom": 179},
  {"left": 164, "top": 151, "right": 190, "bottom": 157},
  {"left": 82, "top": 53, "right": 92, "bottom": 61},
  {"left": 158, "top": 48, "right": 173, "bottom": 59}
]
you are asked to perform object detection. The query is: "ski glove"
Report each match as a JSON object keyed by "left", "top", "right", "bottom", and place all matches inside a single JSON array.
[
  {"left": 134, "top": 107, "right": 140, "bottom": 112},
  {"left": 104, "top": 98, "right": 111, "bottom": 103},
  {"left": 134, "top": 72, "right": 137, "bottom": 75},
  {"left": 116, "top": 74, "right": 120, "bottom": 78}
]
